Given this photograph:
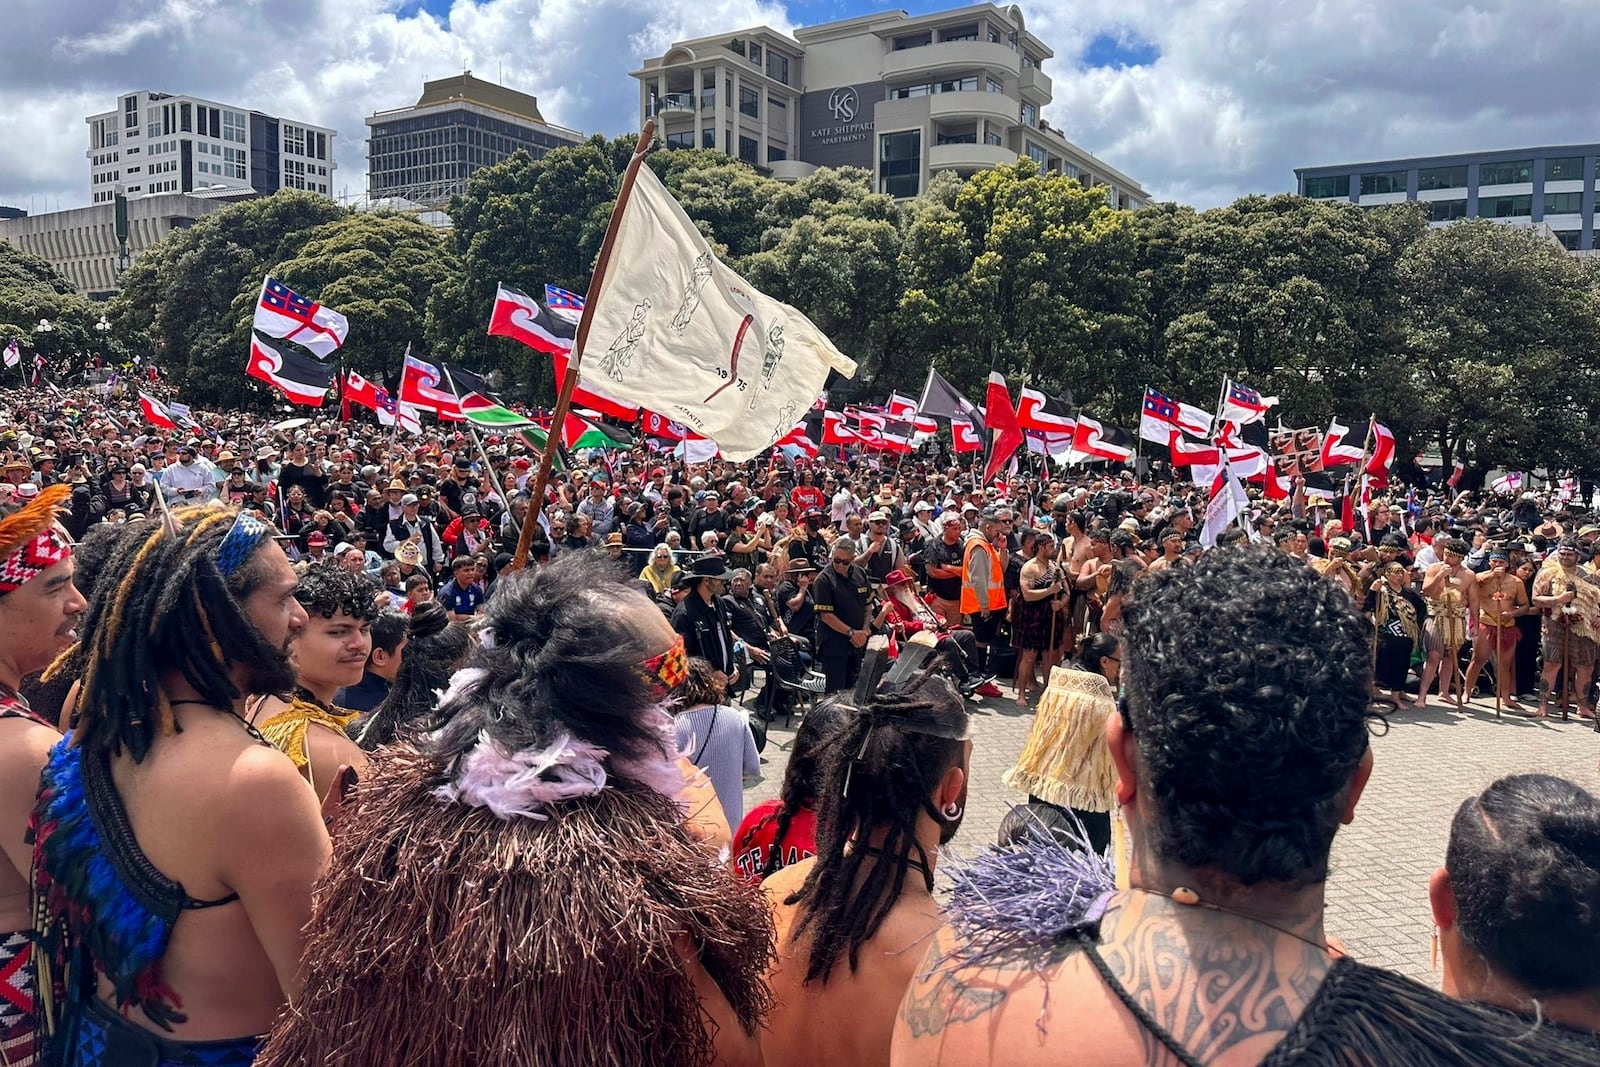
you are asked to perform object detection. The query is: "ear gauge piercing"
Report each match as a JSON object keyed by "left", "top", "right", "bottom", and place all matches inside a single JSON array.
[{"left": 941, "top": 802, "right": 963, "bottom": 820}]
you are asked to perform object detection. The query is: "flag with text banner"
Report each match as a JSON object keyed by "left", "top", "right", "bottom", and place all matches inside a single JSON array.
[{"left": 574, "top": 165, "right": 856, "bottom": 459}]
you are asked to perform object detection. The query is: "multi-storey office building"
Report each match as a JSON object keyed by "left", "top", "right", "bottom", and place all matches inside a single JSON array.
[
  {"left": 85, "top": 91, "right": 335, "bottom": 203},
  {"left": 632, "top": 3, "right": 1148, "bottom": 207},
  {"left": 365, "top": 73, "right": 586, "bottom": 207},
  {"left": 1295, "top": 145, "right": 1600, "bottom": 251}
]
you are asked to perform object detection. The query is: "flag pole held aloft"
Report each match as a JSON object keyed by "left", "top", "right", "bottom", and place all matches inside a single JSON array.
[{"left": 513, "top": 119, "right": 657, "bottom": 571}]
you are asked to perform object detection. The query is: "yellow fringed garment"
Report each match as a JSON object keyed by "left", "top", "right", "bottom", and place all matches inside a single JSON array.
[
  {"left": 1002, "top": 667, "right": 1118, "bottom": 813},
  {"left": 256, "top": 697, "right": 358, "bottom": 770}
]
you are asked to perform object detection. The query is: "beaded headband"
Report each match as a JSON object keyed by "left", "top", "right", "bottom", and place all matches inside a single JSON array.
[
  {"left": 0, "top": 526, "right": 72, "bottom": 595},
  {"left": 640, "top": 634, "right": 689, "bottom": 700},
  {"left": 214, "top": 511, "right": 271, "bottom": 578}
]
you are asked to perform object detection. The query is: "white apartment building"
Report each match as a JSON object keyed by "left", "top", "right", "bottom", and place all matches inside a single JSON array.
[
  {"left": 86, "top": 91, "right": 336, "bottom": 204},
  {"left": 631, "top": 3, "right": 1147, "bottom": 207}
]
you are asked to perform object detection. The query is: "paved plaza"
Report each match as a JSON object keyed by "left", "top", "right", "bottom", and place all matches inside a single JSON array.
[{"left": 741, "top": 687, "right": 1600, "bottom": 984}]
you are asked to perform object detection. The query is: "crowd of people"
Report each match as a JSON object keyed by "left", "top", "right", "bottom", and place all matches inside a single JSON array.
[{"left": 0, "top": 381, "right": 1596, "bottom": 1065}]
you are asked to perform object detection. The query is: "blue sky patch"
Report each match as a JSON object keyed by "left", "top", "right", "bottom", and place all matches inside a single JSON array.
[{"left": 1080, "top": 30, "right": 1160, "bottom": 70}]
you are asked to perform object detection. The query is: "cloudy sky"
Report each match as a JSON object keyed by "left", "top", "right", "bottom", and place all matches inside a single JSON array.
[{"left": 4, "top": 0, "right": 1597, "bottom": 214}]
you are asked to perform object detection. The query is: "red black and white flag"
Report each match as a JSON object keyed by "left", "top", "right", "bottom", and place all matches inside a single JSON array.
[
  {"left": 982, "top": 371, "right": 1025, "bottom": 483},
  {"left": 951, "top": 415, "right": 983, "bottom": 454},
  {"left": 488, "top": 283, "right": 576, "bottom": 355},
  {"left": 1169, "top": 431, "right": 1219, "bottom": 467},
  {"left": 138, "top": 392, "right": 178, "bottom": 431},
  {"left": 776, "top": 423, "right": 819, "bottom": 459},
  {"left": 1072, "top": 415, "right": 1136, "bottom": 463},
  {"left": 343, "top": 370, "right": 420, "bottom": 434},
  {"left": 247, "top": 335, "right": 334, "bottom": 406},
  {"left": 1366, "top": 422, "right": 1395, "bottom": 488},
  {"left": 642, "top": 410, "right": 688, "bottom": 441},
  {"left": 1320, "top": 418, "right": 1366, "bottom": 468},
  {"left": 1017, "top": 386, "right": 1076, "bottom": 436},
  {"left": 821, "top": 409, "right": 862, "bottom": 446},
  {"left": 399, "top": 354, "right": 462, "bottom": 421},
  {"left": 1446, "top": 458, "right": 1465, "bottom": 488}
]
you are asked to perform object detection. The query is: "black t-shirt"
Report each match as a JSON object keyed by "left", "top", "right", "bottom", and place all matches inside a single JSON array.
[
  {"left": 924, "top": 537, "right": 965, "bottom": 600},
  {"left": 278, "top": 461, "right": 328, "bottom": 508},
  {"left": 813, "top": 563, "right": 871, "bottom": 651}
]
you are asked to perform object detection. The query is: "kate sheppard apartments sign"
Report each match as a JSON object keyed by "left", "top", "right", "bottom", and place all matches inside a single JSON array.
[{"left": 798, "top": 82, "right": 881, "bottom": 168}]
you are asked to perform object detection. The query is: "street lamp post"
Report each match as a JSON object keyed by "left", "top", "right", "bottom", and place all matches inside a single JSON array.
[{"left": 30, "top": 319, "right": 52, "bottom": 388}]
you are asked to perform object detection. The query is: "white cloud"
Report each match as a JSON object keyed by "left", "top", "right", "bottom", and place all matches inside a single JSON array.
[{"left": 3, "top": 0, "right": 1597, "bottom": 212}]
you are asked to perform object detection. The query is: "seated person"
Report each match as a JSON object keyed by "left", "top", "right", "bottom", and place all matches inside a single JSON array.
[
  {"left": 1431, "top": 773, "right": 1600, "bottom": 1042},
  {"left": 881, "top": 569, "right": 998, "bottom": 699},
  {"left": 892, "top": 545, "right": 1599, "bottom": 1067}
]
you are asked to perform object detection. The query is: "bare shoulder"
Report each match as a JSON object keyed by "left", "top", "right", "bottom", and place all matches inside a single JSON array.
[
  {"left": 891, "top": 921, "right": 1056, "bottom": 1066},
  {"left": 0, "top": 715, "right": 61, "bottom": 776}
]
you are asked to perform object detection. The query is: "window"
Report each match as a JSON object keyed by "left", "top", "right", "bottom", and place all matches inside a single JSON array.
[
  {"left": 1359, "top": 171, "right": 1406, "bottom": 195},
  {"left": 989, "top": 29, "right": 1001, "bottom": 43},
  {"left": 1544, "top": 191, "right": 1583, "bottom": 214},
  {"left": 986, "top": 77, "right": 1004, "bottom": 93},
  {"left": 206, "top": 107, "right": 221, "bottom": 138},
  {"left": 739, "top": 135, "right": 759, "bottom": 164},
  {"left": 941, "top": 24, "right": 978, "bottom": 41},
  {"left": 1427, "top": 198, "right": 1468, "bottom": 221},
  {"left": 891, "top": 84, "right": 930, "bottom": 99},
  {"left": 767, "top": 52, "right": 789, "bottom": 85},
  {"left": 283, "top": 124, "right": 306, "bottom": 156},
  {"left": 768, "top": 95, "right": 786, "bottom": 110},
  {"left": 938, "top": 131, "right": 977, "bottom": 145},
  {"left": 1023, "top": 52, "right": 1039, "bottom": 69},
  {"left": 702, "top": 127, "right": 716, "bottom": 149},
  {"left": 180, "top": 103, "right": 192, "bottom": 132},
  {"left": 893, "top": 32, "right": 933, "bottom": 50},
  {"left": 879, "top": 130, "right": 921, "bottom": 198},
  {"left": 1546, "top": 156, "right": 1585, "bottom": 182},
  {"left": 285, "top": 158, "right": 307, "bottom": 189},
  {"left": 739, "top": 86, "right": 759, "bottom": 118},
  {"left": 985, "top": 131, "right": 1003, "bottom": 146},
  {"left": 1555, "top": 230, "right": 1583, "bottom": 251},
  {"left": 768, "top": 145, "right": 786, "bottom": 162},
  {"left": 1021, "top": 102, "right": 1037, "bottom": 126},
  {"left": 1062, "top": 161, "right": 1080, "bottom": 179},
  {"left": 1025, "top": 140, "right": 1048, "bottom": 166},
  {"left": 1304, "top": 175, "right": 1350, "bottom": 198},
  {"left": 124, "top": 96, "right": 139, "bottom": 130},
  {"left": 725, "top": 78, "right": 732, "bottom": 107},
  {"left": 224, "top": 110, "right": 247, "bottom": 144},
  {"left": 666, "top": 130, "right": 694, "bottom": 149},
  {"left": 1417, "top": 166, "right": 1466, "bottom": 191},
  {"left": 935, "top": 75, "right": 978, "bottom": 93},
  {"left": 1478, "top": 195, "right": 1531, "bottom": 218},
  {"left": 749, "top": 43, "right": 762, "bottom": 66},
  {"left": 728, "top": 37, "right": 745, "bottom": 56},
  {"left": 1479, "top": 160, "right": 1532, "bottom": 186}
]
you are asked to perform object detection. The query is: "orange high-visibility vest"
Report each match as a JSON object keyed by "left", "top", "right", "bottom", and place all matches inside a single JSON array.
[{"left": 959, "top": 538, "right": 1006, "bottom": 613}]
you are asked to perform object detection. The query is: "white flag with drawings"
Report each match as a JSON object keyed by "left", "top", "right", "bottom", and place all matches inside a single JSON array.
[{"left": 576, "top": 164, "right": 857, "bottom": 460}]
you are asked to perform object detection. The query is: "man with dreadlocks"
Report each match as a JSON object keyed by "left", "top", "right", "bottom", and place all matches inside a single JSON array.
[
  {"left": 30, "top": 504, "right": 328, "bottom": 1066},
  {"left": 758, "top": 673, "right": 971, "bottom": 1067},
  {"left": 256, "top": 554, "right": 773, "bottom": 1067},
  {"left": 247, "top": 563, "right": 377, "bottom": 800},
  {"left": 891, "top": 546, "right": 1599, "bottom": 1067},
  {"left": 0, "top": 485, "right": 86, "bottom": 1066}
]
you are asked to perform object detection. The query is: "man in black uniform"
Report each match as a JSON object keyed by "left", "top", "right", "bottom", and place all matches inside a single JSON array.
[
  {"left": 812, "top": 540, "right": 879, "bottom": 693},
  {"left": 674, "top": 555, "right": 740, "bottom": 687},
  {"left": 778, "top": 557, "right": 818, "bottom": 645}
]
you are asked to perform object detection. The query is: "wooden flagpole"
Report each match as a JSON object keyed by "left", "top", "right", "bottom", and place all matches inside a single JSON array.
[{"left": 512, "top": 120, "right": 655, "bottom": 570}]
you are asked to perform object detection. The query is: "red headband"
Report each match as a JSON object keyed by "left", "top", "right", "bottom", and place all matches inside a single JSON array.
[{"left": 0, "top": 526, "right": 72, "bottom": 595}]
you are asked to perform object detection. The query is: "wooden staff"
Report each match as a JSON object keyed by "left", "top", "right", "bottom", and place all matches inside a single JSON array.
[
  {"left": 512, "top": 119, "right": 656, "bottom": 570},
  {"left": 1561, "top": 610, "right": 1573, "bottom": 721},
  {"left": 1491, "top": 591, "right": 1505, "bottom": 720}
]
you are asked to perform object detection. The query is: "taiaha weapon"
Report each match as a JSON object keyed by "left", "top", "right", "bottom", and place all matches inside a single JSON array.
[{"left": 1491, "top": 590, "right": 1505, "bottom": 720}]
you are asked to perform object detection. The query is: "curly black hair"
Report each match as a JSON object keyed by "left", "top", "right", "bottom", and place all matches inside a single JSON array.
[
  {"left": 1447, "top": 774, "right": 1600, "bottom": 996},
  {"left": 352, "top": 603, "right": 470, "bottom": 751},
  {"left": 1120, "top": 544, "right": 1378, "bottom": 887},
  {"left": 295, "top": 561, "right": 380, "bottom": 622}
]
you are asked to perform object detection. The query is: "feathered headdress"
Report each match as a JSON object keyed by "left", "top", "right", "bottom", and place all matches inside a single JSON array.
[{"left": 0, "top": 483, "right": 72, "bottom": 595}]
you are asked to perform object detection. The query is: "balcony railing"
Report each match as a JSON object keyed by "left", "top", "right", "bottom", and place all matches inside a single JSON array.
[{"left": 649, "top": 92, "right": 696, "bottom": 116}]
